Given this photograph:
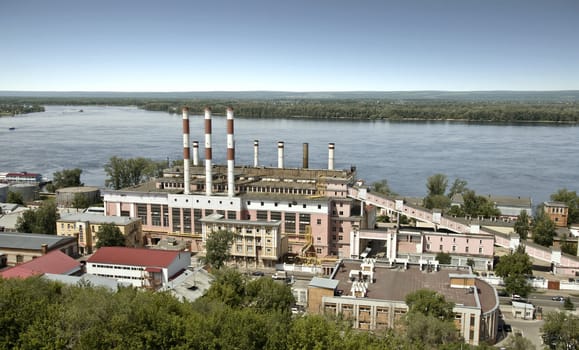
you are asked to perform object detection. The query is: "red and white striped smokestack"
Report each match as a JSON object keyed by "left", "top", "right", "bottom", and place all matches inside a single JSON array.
[
  {"left": 226, "top": 107, "right": 235, "bottom": 197},
  {"left": 204, "top": 107, "right": 213, "bottom": 196},
  {"left": 182, "top": 107, "right": 191, "bottom": 195},
  {"left": 253, "top": 140, "right": 259, "bottom": 167},
  {"left": 193, "top": 141, "right": 199, "bottom": 166},
  {"left": 328, "top": 143, "right": 335, "bottom": 170},
  {"left": 277, "top": 141, "right": 284, "bottom": 168}
]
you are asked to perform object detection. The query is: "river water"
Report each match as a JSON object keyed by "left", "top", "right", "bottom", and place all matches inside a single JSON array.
[{"left": 1, "top": 105, "right": 577, "bottom": 206}]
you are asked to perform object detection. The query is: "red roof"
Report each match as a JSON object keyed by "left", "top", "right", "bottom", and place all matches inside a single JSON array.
[
  {"left": 87, "top": 247, "right": 183, "bottom": 268},
  {"left": 0, "top": 250, "right": 81, "bottom": 279}
]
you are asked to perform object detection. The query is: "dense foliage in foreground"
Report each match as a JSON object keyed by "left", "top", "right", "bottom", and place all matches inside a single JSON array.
[{"left": 0, "top": 272, "right": 502, "bottom": 350}]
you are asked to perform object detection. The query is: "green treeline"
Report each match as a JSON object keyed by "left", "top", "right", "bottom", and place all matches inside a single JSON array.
[
  {"left": 0, "top": 103, "right": 44, "bottom": 116},
  {"left": 2, "top": 95, "right": 579, "bottom": 122},
  {"left": 142, "top": 99, "right": 579, "bottom": 123},
  {"left": 1, "top": 273, "right": 497, "bottom": 350}
]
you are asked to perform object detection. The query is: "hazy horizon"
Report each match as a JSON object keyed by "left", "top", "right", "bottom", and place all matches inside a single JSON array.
[{"left": 2, "top": 0, "right": 578, "bottom": 92}]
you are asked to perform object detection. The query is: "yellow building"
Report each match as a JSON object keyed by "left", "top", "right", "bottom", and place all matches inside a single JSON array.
[{"left": 57, "top": 213, "right": 143, "bottom": 255}]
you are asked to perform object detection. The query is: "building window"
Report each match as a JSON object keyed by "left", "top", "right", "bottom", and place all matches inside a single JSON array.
[
  {"left": 439, "top": 245, "right": 443, "bottom": 251},
  {"left": 151, "top": 204, "right": 161, "bottom": 226},
  {"left": 299, "top": 213, "right": 310, "bottom": 234},
  {"left": 285, "top": 213, "right": 296, "bottom": 233},
  {"left": 317, "top": 219, "right": 322, "bottom": 225},
  {"left": 257, "top": 210, "right": 268, "bottom": 220},
  {"left": 16, "top": 255, "right": 23, "bottom": 263},
  {"left": 452, "top": 245, "right": 456, "bottom": 252},
  {"left": 162, "top": 205, "right": 169, "bottom": 227},
  {"left": 183, "top": 209, "right": 191, "bottom": 233},
  {"left": 137, "top": 204, "right": 147, "bottom": 225},
  {"left": 338, "top": 235, "right": 343, "bottom": 241},
  {"left": 227, "top": 211, "right": 236, "bottom": 220},
  {"left": 271, "top": 211, "right": 281, "bottom": 221},
  {"left": 316, "top": 248, "right": 322, "bottom": 254},
  {"left": 465, "top": 246, "right": 469, "bottom": 253},
  {"left": 478, "top": 247, "right": 483, "bottom": 254}
]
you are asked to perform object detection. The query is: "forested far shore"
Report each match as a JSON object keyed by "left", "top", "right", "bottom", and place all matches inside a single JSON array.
[
  {"left": 0, "top": 103, "right": 44, "bottom": 116},
  {"left": 2, "top": 96, "right": 579, "bottom": 122}
]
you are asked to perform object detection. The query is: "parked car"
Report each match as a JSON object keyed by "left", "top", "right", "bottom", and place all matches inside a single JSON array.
[
  {"left": 551, "top": 295, "right": 565, "bottom": 302},
  {"left": 251, "top": 271, "right": 265, "bottom": 277},
  {"left": 511, "top": 294, "right": 522, "bottom": 301}
]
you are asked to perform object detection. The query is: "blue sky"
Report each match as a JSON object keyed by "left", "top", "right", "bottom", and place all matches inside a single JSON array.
[{"left": 1, "top": 0, "right": 578, "bottom": 92}]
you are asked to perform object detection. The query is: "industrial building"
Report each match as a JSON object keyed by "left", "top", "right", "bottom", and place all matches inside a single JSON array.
[
  {"left": 307, "top": 259, "right": 500, "bottom": 346},
  {"left": 101, "top": 107, "right": 579, "bottom": 273}
]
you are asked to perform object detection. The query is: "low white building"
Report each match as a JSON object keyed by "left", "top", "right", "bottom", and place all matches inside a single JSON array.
[{"left": 86, "top": 247, "right": 191, "bottom": 289}]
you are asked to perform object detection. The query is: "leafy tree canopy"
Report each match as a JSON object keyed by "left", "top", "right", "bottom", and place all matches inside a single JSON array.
[
  {"left": 541, "top": 311, "right": 579, "bottom": 350},
  {"left": 371, "top": 179, "right": 397, "bottom": 196},
  {"left": 104, "top": 156, "right": 166, "bottom": 190},
  {"left": 513, "top": 210, "right": 531, "bottom": 240},
  {"left": 405, "top": 289, "right": 455, "bottom": 321},
  {"left": 532, "top": 211, "right": 556, "bottom": 247},
  {"left": 202, "top": 229, "right": 234, "bottom": 270},
  {"left": 6, "top": 191, "right": 24, "bottom": 205},
  {"left": 51, "top": 168, "right": 83, "bottom": 190},
  {"left": 494, "top": 245, "right": 533, "bottom": 278},
  {"left": 95, "top": 222, "right": 126, "bottom": 248},
  {"left": 15, "top": 200, "right": 59, "bottom": 234},
  {"left": 436, "top": 252, "right": 452, "bottom": 264}
]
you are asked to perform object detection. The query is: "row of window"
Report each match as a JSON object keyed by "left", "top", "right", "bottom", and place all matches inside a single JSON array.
[
  {"left": 95, "top": 274, "right": 144, "bottom": 280},
  {"left": 248, "top": 200, "right": 323, "bottom": 210},
  {"left": 426, "top": 244, "right": 484, "bottom": 254},
  {"left": 91, "top": 264, "right": 145, "bottom": 271}
]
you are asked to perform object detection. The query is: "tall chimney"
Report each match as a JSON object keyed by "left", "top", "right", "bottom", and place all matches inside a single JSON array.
[
  {"left": 302, "top": 142, "right": 309, "bottom": 169},
  {"left": 204, "top": 107, "right": 213, "bottom": 196},
  {"left": 182, "top": 107, "right": 191, "bottom": 195},
  {"left": 226, "top": 107, "right": 235, "bottom": 197},
  {"left": 277, "top": 141, "right": 284, "bottom": 168},
  {"left": 253, "top": 140, "right": 259, "bottom": 167},
  {"left": 193, "top": 141, "right": 199, "bottom": 166},
  {"left": 328, "top": 143, "right": 335, "bottom": 170},
  {"left": 41, "top": 243, "right": 48, "bottom": 255}
]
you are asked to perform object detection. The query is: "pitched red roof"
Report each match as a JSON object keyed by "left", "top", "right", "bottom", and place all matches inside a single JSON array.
[
  {"left": 0, "top": 250, "right": 81, "bottom": 278},
  {"left": 87, "top": 247, "right": 182, "bottom": 268}
]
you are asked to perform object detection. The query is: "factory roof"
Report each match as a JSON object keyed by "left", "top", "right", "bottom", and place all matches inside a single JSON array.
[
  {"left": 0, "top": 232, "right": 76, "bottom": 250},
  {"left": 0, "top": 250, "right": 81, "bottom": 278},
  {"left": 330, "top": 261, "right": 497, "bottom": 311},
  {"left": 87, "top": 247, "right": 188, "bottom": 268},
  {"left": 309, "top": 277, "right": 340, "bottom": 290},
  {"left": 544, "top": 201, "right": 568, "bottom": 208},
  {"left": 58, "top": 213, "right": 140, "bottom": 225}
]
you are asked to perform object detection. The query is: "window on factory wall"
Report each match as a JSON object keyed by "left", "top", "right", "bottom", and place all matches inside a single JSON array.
[
  {"left": 299, "top": 213, "right": 310, "bottom": 234},
  {"left": 338, "top": 235, "right": 343, "bottom": 241},
  {"left": 137, "top": 204, "right": 147, "bottom": 225},
  {"left": 217, "top": 210, "right": 225, "bottom": 216},
  {"left": 151, "top": 205, "right": 161, "bottom": 226},
  {"left": 183, "top": 209, "right": 191, "bottom": 233},
  {"left": 121, "top": 210, "right": 130, "bottom": 217},
  {"left": 227, "top": 211, "right": 236, "bottom": 220},
  {"left": 162, "top": 205, "right": 169, "bottom": 227},
  {"left": 271, "top": 211, "right": 281, "bottom": 221},
  {"left": 257, "top": 210, "right": 268, "bottom": 220},
  {"left": 193, "top": 209, "right": 202, "bottom": 232},
  {"left": 285, "top": 213, "right": 296, "bottom": 233},
  {"left": 205, "top": 209, "right": 214, "bottom": 216},
  {"left": 316, "top": 248, "right": 322, "bottom": 254},
  {"left": 172, "top": 208, "right": 181, "bottom": 231},
  {"left": 317, "top": 219, "right": 322, "bottom": 225},
  {"left": 465, "top": 246, "right": 469, "bottom": 253}
]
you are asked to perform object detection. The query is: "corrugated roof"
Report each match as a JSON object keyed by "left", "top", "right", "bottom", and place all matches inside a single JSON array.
[
  {"left": 309, "top": 276, "right": 339, "bottom": 290},
  {"left": 58, "top": 213, "right": 139, "bottom": 225},
  {"left": 0, "top": 250, "right": 81, "bottom": 278},
  {"left": 87, "top": 247, "right": 186, "bottom": 268},
  {"left": 0, "top": 232, "right": 76, "bottom": 250}
]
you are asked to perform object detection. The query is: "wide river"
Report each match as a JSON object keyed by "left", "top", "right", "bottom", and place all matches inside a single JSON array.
[{"left": 1, "top": 105, "right": 577, "bottom": 206}]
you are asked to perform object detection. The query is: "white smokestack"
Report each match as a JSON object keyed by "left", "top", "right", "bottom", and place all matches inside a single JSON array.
[
  {"left": 277, "top": 141, "right": 284, "bottom": 168},
  {"left": 204, "top": 107, "right": 212, "bottom": 196},
  {"left": 182, "top": 107, "right": 191, "bottom": 195},
  {"left": 328, "top": 143, "right": 335, "bottom": 170},
  {"left": 253, "top": 140, "right": 259, "bottom": 167},
  {"left": 193, "top": 141, "right": 199, "bottom": 166},
  {"left": 226, "top": 107, "right": 235, "bottom": 197}
]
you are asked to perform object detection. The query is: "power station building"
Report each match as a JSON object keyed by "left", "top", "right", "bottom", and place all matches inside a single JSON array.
[{"left": 102, "top": 107, "right": 364, "bottom": 266}]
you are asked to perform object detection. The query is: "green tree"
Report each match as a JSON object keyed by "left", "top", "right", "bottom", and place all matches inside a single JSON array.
[
  {"left": 371, "top": 179, "right": 397, "bottom": 196},
  {"left": 505, "top": 332, "right": 536, "bottom": 350},
  {"left": 71, "top": 192, "right": 89, "bottom": 209},
  {"left": 427, "top": 174, "right": 448, "bottom": 197},
  {"left": 541, "top": 311, "right": 579, "bottom": 350},
  {"left": 51, "top": 168, "right": 83, "bottom": 190},
  {"left": 447, "top": 178, "right": 468, "bottom": 200},
  {"left": 404, "top": 289, "right": 459, "bottom": 349},
  {"left": 104, "top": 156, "right": 165, "bottom": 190},
  {"left": 560, "top": 236, "right": 578, "bottom": 255},
  {"left": 202, "top": 229, "right": 234, "bottom": 270},
  {"left": 6, "top": 191, "right": 24, "bottom": 205},
  {"left": 563, "top": 297, "right": 575, "bottom": 311},
  {"left": 532, "top": 211, "right": 556, "bottom": 247},
  {"left": 405, "top": 289, "right": 455, "bottom": 321},
  {"left": 550, "top": 188, "right": 579, "bottom": 225},
  {"left": 436, "top": 252, "right": 452, "bottom": 264},
  {"left": 494, "top": 245, "right": 533, "bottom": 297},
  {"left": 15, "top": 200, "right": 59, "bottom": 234},
  {"left": 95, "top": 222, "right": 126, "bottom": 248},
  {"left": 245, "top": 277, "right": 295, "bottom": 313},
  {"left": 513, "top": 210, "right": 531, "bottom": 240}
]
